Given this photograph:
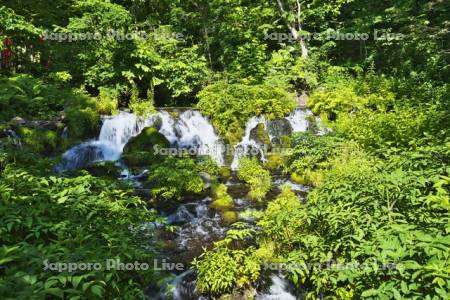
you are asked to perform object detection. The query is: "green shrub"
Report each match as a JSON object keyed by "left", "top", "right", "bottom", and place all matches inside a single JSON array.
[
  {"left": 194, "top": 224, "right": 261, "bottom": 295},
  {"left": 0, "top": 167, "right": 159, "bottom": 299},
  {"left": 96, "top": 87, "right": 119, "bottom": 115},
  {"left": 197, "top": 80, "right": 296, "bottom": 144},
  {"left": 0, "top": 75, "right": 65, "bottom": 121},
  {"left": 146, "top": 157, "right": 204, "bottom": 200},
  {"left": 237, "top": 157, "right": 271, "bottom": 200}
]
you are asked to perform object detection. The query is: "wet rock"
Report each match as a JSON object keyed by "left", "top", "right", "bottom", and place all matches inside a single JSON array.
[
  {"left": 267, "top": 118, "right": 293, "bottom": 141},
  {"left": 249, "top": 123, "right": 271, "bottom": 147},
  {"left": 55, "top": 144, "right": 104, "bottom": 172}
]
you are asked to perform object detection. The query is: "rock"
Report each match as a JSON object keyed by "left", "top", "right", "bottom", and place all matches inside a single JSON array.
[
  {"left": 267, "top": 118, "right": 293, "bottom": 140},
  {"left": 249, "top": 123, "right": 271, "bottom": 147},
  {"left": 122, "top": 127, "right": 170, "bottom": 166},
  {"left": 221, "top": 211, "right": 238, "bottom": 224},
  {"left": 9, "top": 116, "right": 27, "bottom": 126},
  {"left": 55, "top": 144, "right": 104, "bottom": 172},
  {"left": 199, "top": 171, "right": 212, "bottom": 189},
  {"left": 297, "top": 90, "right": 309, "bottom": 107}
]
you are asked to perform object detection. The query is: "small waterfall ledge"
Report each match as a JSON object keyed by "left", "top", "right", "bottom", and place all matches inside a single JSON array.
[{"left": 56, "top": 107, "right": 320, "bottom": 172}]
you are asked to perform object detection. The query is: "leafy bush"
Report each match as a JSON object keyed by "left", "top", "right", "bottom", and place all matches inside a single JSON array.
[
  {"left": 96, "top": 87, "right": 119, "bottom": 115},
  {"left": 237, "top": 157, "right": 271, "bottom": 201},
  {"left": 146, "top": 157, "right": 204, "bottom": 200},
  {"left": 0, "top": 166, "right": 160, "bottom": 299},
  {"left": 197, "top": 80, "right": 296, "bottom": 144},
  {"left": 194, "top": 223, "right": 261, "bottom": 295},
  {"left": 0, "top": 75, "right": 65, "bottom": 121}
]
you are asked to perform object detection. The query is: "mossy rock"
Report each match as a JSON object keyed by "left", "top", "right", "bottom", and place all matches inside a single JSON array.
[
  {"left": 123, "top": 127, "right": 170, "bottom": 154},
  {"left": 210, "top": 195, "right": 234, "bottom": 211},
  {"left": 219, "top": 166, "right": 232, "bottom": 179},
  {"left": 265, "top": 153, "right": 284, "bottom": 171},
  {"left": 221, "top": 211, "right": 238, "bottom": 224},
  {"left": 291, "top": 170, "right": 324, "bottom": 186},
  {"left": 122, "top": 127, "right": 170, "bottom": 166},
  {"left": 250, "top": 123, "right": 271, "bottom": 147}
]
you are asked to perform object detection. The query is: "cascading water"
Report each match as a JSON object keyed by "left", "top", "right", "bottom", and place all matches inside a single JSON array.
[
  {"left": 56, "top": 112, "right": 153, "bottom": 172},
  {"left": 57, "top": 109, "right": 225, "bottom": 172},
  {"left": 231, "top": 115, "right": 268, "bottom": 170},
  {"left": 230, "top": 108, "right": 312, "bottom": 170},
  {"left": 159, "top": 110, "right": 225, "bottom": 165},
  {"left": 286, "top": 108, "right": 312, "bottom": 132}
]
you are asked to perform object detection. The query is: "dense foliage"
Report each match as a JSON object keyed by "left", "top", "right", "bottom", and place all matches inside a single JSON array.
[
  {"left": 0, "top": 162, "right": 160, "bottom": 299},
  {"left": 1, "top": 0, "right": 449, "bottom": 298}
]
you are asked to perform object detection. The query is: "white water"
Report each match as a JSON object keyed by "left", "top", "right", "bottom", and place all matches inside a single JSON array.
[
  {"left": 159, "top": 110, "right": 225, "bottom": 165},
  {"left": 57, "top": 110, "right": 225, "bottom": 172},
  {"left": 231, "top": 115, "right": 268, "bottom": 170},
  {"left": 257, "top": 274, "right": 297, "bottom": 300},
  {"left": 56, "top": 112, "right": 152, "bottom": 172},
  {"left": 230, "top": 108, "right": 312, "bottom": 170},
  {"left": 286, "top": 108, "right": 312, "bottom": 132}
]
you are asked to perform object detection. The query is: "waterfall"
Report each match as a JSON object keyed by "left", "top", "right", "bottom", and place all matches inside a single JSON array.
[
  {"left": 230, "top": 115, "right": 268, "bottom": 170},
  {"left": 256, "top": 274, "right": 297, "bottom": 300},
  {"left": 230, "top": 108, "right": 312, "bottom": 170},
  {"left": 56, "top": 112, "right": 152, "bottom": 172},
  {"left": 286, "top": 108, "right": 312, "bottom": 132},
  {"left": 57, "top": 110, "right": 225, "bottom": 172},
  {"left": 159, "top": 110, "right": 225, "bottom": 165}
]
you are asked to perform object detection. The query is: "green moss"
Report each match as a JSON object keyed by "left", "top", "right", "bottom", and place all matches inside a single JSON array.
[
  {"left": 124, "top": 127, "right": 170, "bottom": 154},
  {"left": 210, "top": 184, "right": 235, "bottom": 210},
  {"left": 219, "top": 166, "right": 232, "bottom": 179},
  {"left": 210, "top": 196, "right": 235, "bottom": 211},
  {"left": 253, "top": 123, "right": 270, "bottom": 146},
  {"left": 265, "top": 153, "right": 283, "bottom": 171},
  {"left": 290, "top": 172, "right": 305, "bottom": 184},
  {"left": 221, "top": 211, "right": 238, "bottom": 224},
  {"left": 122, "top": 127, "right": 170, "bottom": 167},
  {"left": 290, "top": 170, "right": 323, "bottom": 187}
]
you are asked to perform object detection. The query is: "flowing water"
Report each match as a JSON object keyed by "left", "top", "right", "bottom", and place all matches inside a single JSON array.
[{"left": 57, "top": 107, "right": 318, "bottom": 299}]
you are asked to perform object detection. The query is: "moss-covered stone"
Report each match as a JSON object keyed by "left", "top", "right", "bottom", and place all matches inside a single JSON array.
[
  {"left": 219, "top": 166, "right": 232, "bottom": 179},
  {"left": 210, "top": 184, "right": 235, "bottom": 210},
  {"left": 124, "top": 127, "right": 170, "bottom": 154},
  {"left": 250, "top": 123, "right": 271, "bottom": 147},
  {"left": 291, "top": 170, "right": 324, "bottom": 187},
  {"left": 122, "top": 127, "right": 170, "bottom": 167},
  {"left": 265, "top": 153, "right": 284, "bottom": 171},
  {"left": 221, "top": 210, "right": 238, "bottom": 224},
  {"left": 210, "top": 196, "right": 234, "bottom": 211}
]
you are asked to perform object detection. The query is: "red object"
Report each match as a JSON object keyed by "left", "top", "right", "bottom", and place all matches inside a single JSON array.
[{"left": 2, "top": 37, "right": 13, "bottom": 67}]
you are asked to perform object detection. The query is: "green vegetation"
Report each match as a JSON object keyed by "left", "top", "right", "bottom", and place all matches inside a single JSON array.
[
  {"left": 1, "top": 0, "right": 449, "bottom": 298},
  {"left": 0, "top": 163, "right": 159, "bottom": 299},
  {"left": 197, "top": 81, "right": 296, "bottom": 144},
  {"left": 146, "top": 157, "right": 204, "bottom": 201},
  {"left": 237, "top": 157, "right": 271, "bottom": 201}
]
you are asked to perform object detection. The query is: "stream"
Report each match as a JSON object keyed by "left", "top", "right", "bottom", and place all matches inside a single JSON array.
[{"left": 56, "top": 108, "right": 322, "bottom": 299}]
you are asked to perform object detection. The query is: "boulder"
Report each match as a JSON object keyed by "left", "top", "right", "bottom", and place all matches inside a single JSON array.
[
  {"left": 124, "top": 127, "right": 170, "bottom": 154},
  {"left": 122, "top": 127, "right": 171, "bottom": 166},
  {"left": 267, "top": 118, "right": 293, "bottom": 140},
  {"left": 249, "top": 123, "right": 271, "bottom": 147}
]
